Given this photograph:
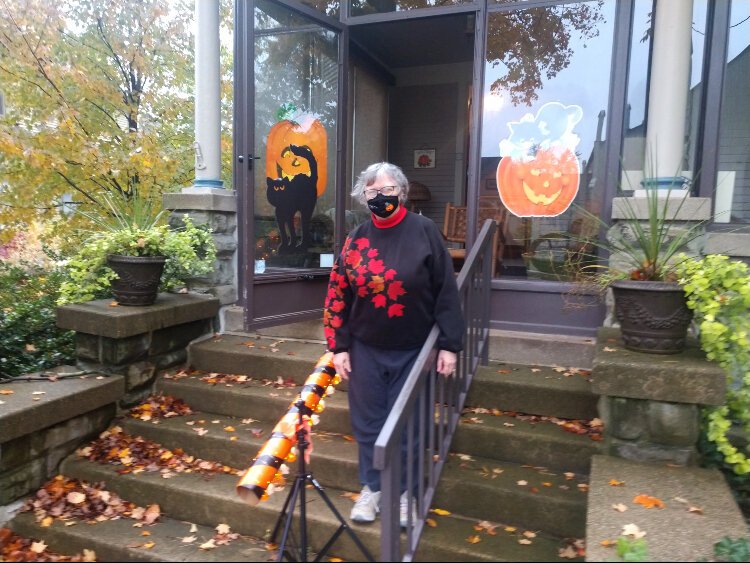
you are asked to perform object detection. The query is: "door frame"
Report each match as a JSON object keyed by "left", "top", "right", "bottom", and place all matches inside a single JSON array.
[{"left": 234, "top": 0, "right": 350, "bottom": 329}]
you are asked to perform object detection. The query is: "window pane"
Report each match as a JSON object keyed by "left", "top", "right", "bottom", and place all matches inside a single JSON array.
[
  {"left": 480, "top": 1, "right": 615, "bottom": 281},
  {"left": 714, "top": 0, "right": 750, "bottom": 224},
  {"left": 254, "top": 0, "right": 339, "bottom": 270},
  {"left": 350, "top": 0, "right": 472, "bottom": 18},
  {"left": 298, "top": 0, "right": 340, "bottom": 19}
]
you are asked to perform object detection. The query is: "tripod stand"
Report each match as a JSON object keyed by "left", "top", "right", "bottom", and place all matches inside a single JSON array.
[{"left": 270, "top": 401, "right": 374, "bottom": 563}]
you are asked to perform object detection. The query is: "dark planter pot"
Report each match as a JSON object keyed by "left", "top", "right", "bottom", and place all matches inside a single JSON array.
[
  {"left": 611, "top": 279, "right": 693, "bottom": 355},
  {"left": 107, "top": 254, "right": 167, "bottom": 306}
]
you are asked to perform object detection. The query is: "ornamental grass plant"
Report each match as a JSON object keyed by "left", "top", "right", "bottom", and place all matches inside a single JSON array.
[{"left": 58, "top": 189, "right": 216, "bottom": 305}]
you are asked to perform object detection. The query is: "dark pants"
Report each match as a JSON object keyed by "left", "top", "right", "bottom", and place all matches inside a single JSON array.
[{"left": 347, "top": 338, "right": 421, "bottom": 493}]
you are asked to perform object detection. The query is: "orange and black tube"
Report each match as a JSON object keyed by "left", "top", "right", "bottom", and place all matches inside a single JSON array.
[{"left": 236, "top": 352, "right": 340, "bottom": 505}]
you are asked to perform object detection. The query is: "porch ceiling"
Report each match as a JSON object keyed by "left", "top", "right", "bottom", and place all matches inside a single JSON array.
[{"left": 350, "top": 13, "right": 475, "bottom": 68}]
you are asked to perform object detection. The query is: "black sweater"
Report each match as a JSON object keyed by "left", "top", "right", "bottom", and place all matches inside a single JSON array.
[{"left": 323, "top": 206, "right": 464, "bottom": 353}]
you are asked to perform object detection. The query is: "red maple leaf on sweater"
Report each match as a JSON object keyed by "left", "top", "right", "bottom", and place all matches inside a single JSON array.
[
  {"left": 387, "top": 303, "right": 405, "bottom": 318},
  {"left": 372, "top": 294, "right": 387, "bottom": 308},
  {"left": 387, "top": 281, "right": 406, "bottom": 301}
]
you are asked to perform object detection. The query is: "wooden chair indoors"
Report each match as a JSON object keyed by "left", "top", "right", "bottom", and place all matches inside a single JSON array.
[{"left": 442, "top": 202, "right": 506, "bottom": 276}]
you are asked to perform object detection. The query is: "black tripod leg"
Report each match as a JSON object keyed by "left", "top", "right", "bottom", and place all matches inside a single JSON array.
[
  {"left": 275, "top": 477, "right": 304, "bottom": 562},
  {"left": 271, "top": 476, "right": 299, "bottom": 544},
  {"left": 307, "top": 476, "right": 375, "bottom": 563}
]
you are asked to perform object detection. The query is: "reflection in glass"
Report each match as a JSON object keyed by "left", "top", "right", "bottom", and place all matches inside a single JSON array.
[
  {"left": 714, "top": 1, "right": 750, "bottom": 224},
  {"left": 480, "top": 1, "right": 614, "bottom": 281},
  {"left": 350, "top": 0, "right": 470, "bottom": 18},
  {"left": 254, "top": 0, "right": 339, "bottom": 270}
]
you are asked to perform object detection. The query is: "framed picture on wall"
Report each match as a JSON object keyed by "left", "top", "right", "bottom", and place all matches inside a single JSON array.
[{"left": 413, "top": 149, "right": 435, "bottom": 169}]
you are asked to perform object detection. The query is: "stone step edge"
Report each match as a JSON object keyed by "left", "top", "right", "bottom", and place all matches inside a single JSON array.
[
  {"left": 9, "top": 502, "right": 271, "bottom": 562},
  {"left": 58, "top": 456, "right": 570, "bottom": 562}
]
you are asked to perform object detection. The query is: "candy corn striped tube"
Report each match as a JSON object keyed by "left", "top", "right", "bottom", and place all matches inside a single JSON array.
[{"left": 236, "top": 352, "right": 341, "bottom": 505}]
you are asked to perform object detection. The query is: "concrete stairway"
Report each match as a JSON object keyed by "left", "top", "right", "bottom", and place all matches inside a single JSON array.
[{"left": 8, "top": 330, "right": 600, "bottom": 561}]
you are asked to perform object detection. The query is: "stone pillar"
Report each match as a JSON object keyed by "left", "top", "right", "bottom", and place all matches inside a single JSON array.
[
  {"left": 164, "top": 191, "right": 237, "bottom": 306},
  {"left": 643, "top": 0, "right": 693, "bottom": 188},
  {"left": 194, "top": 0, "right": 222, "bottom": 188},
  {"left": 590, "top": 327, "right": 726, "bottom": 465}
]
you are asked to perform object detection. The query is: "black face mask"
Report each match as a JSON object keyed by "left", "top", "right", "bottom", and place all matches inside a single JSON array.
[{"left": 367, "top": 194, "right": 400, "bottom": 218}]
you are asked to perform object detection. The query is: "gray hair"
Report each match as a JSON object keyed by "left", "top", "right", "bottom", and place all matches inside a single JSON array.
[{"left": 351, "top": 162, "right": 409, "bottom": 206}]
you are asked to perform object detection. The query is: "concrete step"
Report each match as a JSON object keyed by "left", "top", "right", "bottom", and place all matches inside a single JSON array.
[
  {"left": 156, "top": 371, "right": 353, "bottom": 435},
  {"left": 57, "top": 457, "right": 572, "bottom": 562},
  {"left": 434, "top": 452, "right": 589, "bottom": 539},
  {"left": 488, "top": 329, "right": 596, "bottom": 369},
  {"left": 188, "top": 334, "right": 336, "bottom": 386},
  {"left": 468, "top": 362, "right": 598, "bottom": 420},
  {"left": 452, "top": 412, "right": 602, "bottom": 474},
  {"left": 223, "top": 307, "right": 325, "bottom": 341},
  {"left": 9, "top": 509, "right": 270, "bottom": 562},
  {"left": 119, "top": 412, "right": 361, "bottom": 494}
]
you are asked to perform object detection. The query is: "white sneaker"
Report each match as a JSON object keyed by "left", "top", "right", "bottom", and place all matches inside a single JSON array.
[
  {"left": 399, "top": 492, "right": 418, "bottom": 528},
  {"left": 350, "top": 486, "right": 381, "bottom": 523}
]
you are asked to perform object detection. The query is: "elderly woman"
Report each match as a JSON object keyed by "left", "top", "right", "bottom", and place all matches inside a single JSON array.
[{"left": 322, "top": 162, "right": 464, "bottom": 526}]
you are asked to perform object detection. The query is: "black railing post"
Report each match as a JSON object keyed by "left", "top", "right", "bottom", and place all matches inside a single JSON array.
[{"left": 373, "top": 220, "right": 495, "bottom": 561}]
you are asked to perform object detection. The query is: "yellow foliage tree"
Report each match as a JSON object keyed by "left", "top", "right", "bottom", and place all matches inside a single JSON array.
[{"left": 0, "top": 0, "right": 206, "bottom": 244}]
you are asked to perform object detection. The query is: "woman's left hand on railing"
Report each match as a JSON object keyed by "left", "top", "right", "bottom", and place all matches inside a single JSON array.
[{"left": 436, "top": 350, "right": 457, "bottom": 376}]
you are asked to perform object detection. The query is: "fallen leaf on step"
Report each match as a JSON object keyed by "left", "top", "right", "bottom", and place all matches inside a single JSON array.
[
  {"left": 189, "top": 523, "right": 198, "bottom": 533},
  {"left": 497, "top": 369, "right": 512, "bottom": 374},
  {"left": 608, "top": 479, "right": 625, "bottom": 487},
  {"left": 216, "top": 523, "right": 231, "bottom": 535},
  {"left": 518, "top": 538, "right": 533, "bottom": 545},
  {"left": 523, "top": 531, "right": 537, "bottom": 539},
  {"left": 200, "top": 539, "right": 217, "bottom": 550},
  {"left": 577, "top": 484, "right": 589, "bottom": 492},
  {"left": 466, "top": 535, "right": 482, "bottom": 544},
  {"left": 83, "top": 549, "right": 96, "bottom": 562},
  {"left": 182, "top": 535, "right": 197, "bottom": 543},
  {"left": 517, "top": 480, "right": 528, "bottom": 486},
  {"left": 30, "top": 541, "right": 47, "bottom": 554},
  {"left": 688, "top": 506, "right": 704, "bottom": 515},
  {"left": 224, "top": 426, "right": 236, "bottom": 432},
  {"left": 504, "top": 526, "right": 517, "bottom": 533},
  {"left": 67, "top": 492, "right": 86, "bottom": 504},
  {"left": 612, "top": 503, "right": 628, "bottom": 512},
  {"left": 143, "top": 504, "right": 161, "bottom": 524},
  {"left": 141, "top": 541, "right": 155, "bottom": 549},
  {"left": 603, "top": 346, "right": 617, "bottom": 352},
  {"left": 531, "top": 368, "right": 541, "bottom": 372},
  {"left": 622, "top": 523, "right": 646, "bottom": 539},
  {"left": 633, "top": 494, "right": 664, "bottom": 509},
  {"left": 431, "top": 508, "right": 451, "bottom": 516},
  {"left": 425, "top": 518, "right": 438, "bottom": 528},
  {"left": 141, "top": 531, "right": 152, "bottom": 536},
  {"left": 600, "top": 539, "right": 616, "bottom": 547},
  {"left": 559, "top": 545, "right": 578, "bottom": 559},
  {"left": 564, "top": 472, "right": 575, "bottom": 480},
  {"left": 0, "top": 390, "right": 14, "bottom": 395}
]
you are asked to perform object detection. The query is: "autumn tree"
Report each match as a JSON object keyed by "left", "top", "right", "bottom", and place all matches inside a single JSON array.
[{"left": 0, "top": 0, "right": 197, "bottom": 243}]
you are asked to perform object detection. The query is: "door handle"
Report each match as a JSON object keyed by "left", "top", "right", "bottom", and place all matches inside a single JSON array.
[{"left": 247, "top": 154, "right": 261, "bottom": 170}]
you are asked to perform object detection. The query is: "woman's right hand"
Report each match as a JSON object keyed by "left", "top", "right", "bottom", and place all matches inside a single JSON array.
[{"left": 333, "top": 351, "right": 351, "bottom": 380}]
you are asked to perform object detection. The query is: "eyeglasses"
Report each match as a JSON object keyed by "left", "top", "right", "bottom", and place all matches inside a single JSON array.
[{"left": 364, "top": 185, "right": 399, "bottom": 199}]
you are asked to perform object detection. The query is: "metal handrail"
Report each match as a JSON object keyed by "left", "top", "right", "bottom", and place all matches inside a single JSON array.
[{"left": 372, "top": 219, "right": 496, "bottom": 562}]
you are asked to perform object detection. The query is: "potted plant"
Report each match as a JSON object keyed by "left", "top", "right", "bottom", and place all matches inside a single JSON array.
[
  {"left": 574, "top": 179, "right": 707, "bottom": 354},
  {"left": 58, "top": 190, "right": 216, "bottom": 306}
]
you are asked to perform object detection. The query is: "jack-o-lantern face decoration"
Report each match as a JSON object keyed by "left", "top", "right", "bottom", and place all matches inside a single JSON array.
[
  {"left": 265, "top": 114, "right": 327, "bottom": 197},
  {"left": 496, "top": 147, "right": 580, "bottom": 217}
]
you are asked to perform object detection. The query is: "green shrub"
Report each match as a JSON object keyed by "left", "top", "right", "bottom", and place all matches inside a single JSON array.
[{"left": 0, "top": 263, "right": 75, "bottom": 379}]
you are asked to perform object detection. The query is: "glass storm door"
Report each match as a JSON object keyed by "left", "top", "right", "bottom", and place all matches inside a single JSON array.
[{"left": 238, "top": 0, "right": 344, "bottom": 328}]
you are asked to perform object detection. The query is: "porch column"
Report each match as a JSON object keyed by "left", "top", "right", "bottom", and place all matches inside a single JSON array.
[
  {"left": 194, "top": 0, "right": 223, "bottom": 189},
  {"left": 643, "top": 0, "right": 693, "bottom": 189},
  {"left": 163, "top": 0, "right": 237, "bottom": 311}
]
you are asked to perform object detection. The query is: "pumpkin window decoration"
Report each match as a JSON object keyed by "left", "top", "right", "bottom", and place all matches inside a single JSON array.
[
  {"left": 495, "top": 102, "right": 583, "bottom": 218},
  {"left": 264, "top": 104, "right": 328, "bottom": 254}
]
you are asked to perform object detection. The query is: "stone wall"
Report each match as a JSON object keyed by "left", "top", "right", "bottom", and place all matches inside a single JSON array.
[
  {"left": 591, "top": 327, "right": 726, "bottom": 465},
  {"left": 0, "top": 371, "right": 124, "bottom": 506},
  {"left": 57, "top": 293, "right": 220, "bottom": 406}
]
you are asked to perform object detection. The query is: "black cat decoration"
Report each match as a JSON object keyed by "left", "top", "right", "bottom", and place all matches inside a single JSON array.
[{"left": 266, "top": 144, "right": 319, "bottom": 254}]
